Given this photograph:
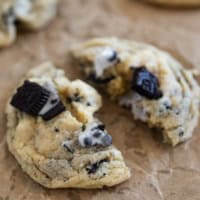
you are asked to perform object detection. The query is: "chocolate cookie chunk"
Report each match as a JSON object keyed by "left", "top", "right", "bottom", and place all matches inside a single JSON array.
[
  {"left": 10, "top": 80, "right": 65, "bottom": 120},
  {"left": 42, "top": 101, "right": 65, "bottom": 121},
  {"left": 10, "top": 80, "right": 50, "bottom": 116},
  {"left": 78, "top": 122, "right": 112, "bottom": 147},
  {"left": 131, "top": 67, "right": 163, "bottom": 100}
]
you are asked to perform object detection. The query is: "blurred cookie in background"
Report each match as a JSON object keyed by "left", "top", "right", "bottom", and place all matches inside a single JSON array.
[{"left": 0, "top": 0, "right": 58, "bottom": 48}]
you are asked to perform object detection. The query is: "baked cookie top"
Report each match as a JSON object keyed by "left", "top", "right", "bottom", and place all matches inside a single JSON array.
[
  {"left": 71, "top": 37, "right": 200, "bottom": 146},
  {"left": 6, "top": 62, "right": 130, "bottom": 188},
  {"left": 0, "top": 0, "right": 57, "bottom": 47}
]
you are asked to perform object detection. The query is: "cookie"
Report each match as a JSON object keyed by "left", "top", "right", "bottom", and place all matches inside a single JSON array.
[
  {"left": 6, "top": 62, "right": 130, "bottom": 188},
  {"left": 14, "top": 0, "right": 58, "bottom": 30},
  {"left": 0, "top": 1, "right": 16, "bottom": 47},
  {"left": 10, "top": 80, "right": 65, "bottom": 120},
  {"left": 143, "top": 0, "right": 200, "bottom": 7},
  {"left": 71, "top": 37, "right": 200, "bottom": 146},
  {"left": 0, "top": 0, "right": 58, "bottom": 47}
]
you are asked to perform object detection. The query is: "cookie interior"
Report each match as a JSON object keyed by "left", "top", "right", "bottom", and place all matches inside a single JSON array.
[
  {"left": 71, "top": 37, "right": 200, "bottom": 146},
  {"left": 6, "top": 62, "right": 130, "bottom": 188}
]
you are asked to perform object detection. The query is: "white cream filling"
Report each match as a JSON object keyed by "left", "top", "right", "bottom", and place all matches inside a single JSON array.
[
  {"left": 39, "top": 81, "right": 60, "bottom": 115},
  {"left": 120, "top": 91, "right": 176, "bottom": 122},
  {"left": 120, "top": 92, "right": 149, "bottom": 121},
  {"left": 111, "top": 149, "right": 122, "bottom": 157},
  {"left": 94, "top": 47, "right": 117, "bottom": 77}
]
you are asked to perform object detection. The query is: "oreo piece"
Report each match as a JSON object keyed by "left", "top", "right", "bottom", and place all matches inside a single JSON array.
[
  {"left": 79, "top": 122, "right": 112, "bottom": 148},
  {"left": 102, "top": 134, "right": 112, "bottom": 146},
  {"left": 42, "top": 101, "right": 65, "bottom": 121},
  {"left": 67, "top": 93, "right": 84, "bottom": 103},
  {"left": 86, "top": 158, "right": 109, "bottom": 174},
  {"left": 93, "top": 131, "right": 102, "bottom": 138},
  {"left": 11, "top": 80, "right": 66, "bottom": 121},
  {"left": 96, "top": 124, "right": 105, "bottom": 131},
  {"left": 107, "top": 50, "right": 118, "bottom": 62},
  {"left": 83, "top": 137, "right": 93, "bottom": 147},
  {"left": 91, "top": 124, "right": 105, "bottom": 131},
  {"left": 10, "top": 80, "right": 50, "bottom": 116},
  {"left": 131, "top": 67, "right": 163, "bottom": 100}
]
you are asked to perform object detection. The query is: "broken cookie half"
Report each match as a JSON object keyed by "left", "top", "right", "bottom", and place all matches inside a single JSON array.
[
  {"left": 71, "top": 37, "right": 200, "bottom": 146},
  {"left": 0, "top": 0, "right": 58, "bottom": 47},
  {"left": 6, "top": 62, "right": 130, "bottom": 188}
]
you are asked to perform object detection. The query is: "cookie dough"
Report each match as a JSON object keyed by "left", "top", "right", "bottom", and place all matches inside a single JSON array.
[
  {"left": 71, "top": 37, "right": 200, "bottom": 146},
  {"left": 0, "top": 0, "right": 58, "bottom": 47},
  {"left": 143, "top": 0, "right": 200, "bottom": 7},
  {"left": 6, "top": 62, "right": 130, "bottom": 188}
]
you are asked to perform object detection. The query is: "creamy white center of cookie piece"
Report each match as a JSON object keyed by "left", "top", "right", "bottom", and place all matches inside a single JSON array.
[
  {"left": 14, "top": 0, "right": 31, "bottom": 17},
  {"left": 39, "top": 81, "right": 60, "bottom": 115},
  {"left": 78, "top": 122, "right": 112, "bottom": 147},
  {"left": 87, "top": 96, "right": 96, "bottom": 106},
  {"left": 120, "top": 92, "right": 174, "bottom": 121},
  {"left": 94, "top": 47, "right": 117, "bottom": 77},
  {"left": 120, "top": 92, "right": 150, "bottom": 121}
]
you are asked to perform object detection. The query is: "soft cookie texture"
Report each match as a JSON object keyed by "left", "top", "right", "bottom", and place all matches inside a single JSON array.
[
  {"left": 143, "top": 0, "right": 200, "bottom": 7},
  {"left": 0, "top": 0, "right": 58, "bottom": 47},
  {"left": 6, "top": 62, "right": 130, "bottom": 188},
  {"left": 71, "top": 37, "right": 200, "bottom": 146}
]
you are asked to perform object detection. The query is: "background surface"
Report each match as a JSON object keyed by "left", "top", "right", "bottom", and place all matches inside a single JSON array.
[{"left": 1, "top": 0, "right": 200, "bottom": 199}]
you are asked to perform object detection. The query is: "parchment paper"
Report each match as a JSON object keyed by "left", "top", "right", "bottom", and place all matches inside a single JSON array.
[{"left": 1, "top": 0, "right": 200, "bottom": 199}]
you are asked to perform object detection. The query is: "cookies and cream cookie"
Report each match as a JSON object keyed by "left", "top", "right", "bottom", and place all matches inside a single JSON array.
[
  {"left": 14, "top": 0, "right": 58, "bottom": 30},
  {"left": 0, "top": 0, "right": 58, "bottom": 47},
  {"left": 6, "top": 62, "right": 130, "bottom": 188},
  {"left": 71, "top": 37, "right": 200, "bottom": 146}
]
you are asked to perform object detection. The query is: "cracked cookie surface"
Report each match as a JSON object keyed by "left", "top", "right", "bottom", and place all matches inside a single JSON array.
[
  {"left": 71, "top": 37, "right": 200, "bottom": 146},
  {"left": 6, "top": 62, "right": 130, "bottom": 188}
]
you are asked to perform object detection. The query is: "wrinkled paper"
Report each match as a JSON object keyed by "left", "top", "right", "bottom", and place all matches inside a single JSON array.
[{"left": 0, "top": 0, "right": 200, "bottom": 199}]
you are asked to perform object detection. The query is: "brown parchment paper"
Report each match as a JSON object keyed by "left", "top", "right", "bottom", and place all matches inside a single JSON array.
[{"left": 1, "top": 0, "right": 200, "bottom": 199}]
